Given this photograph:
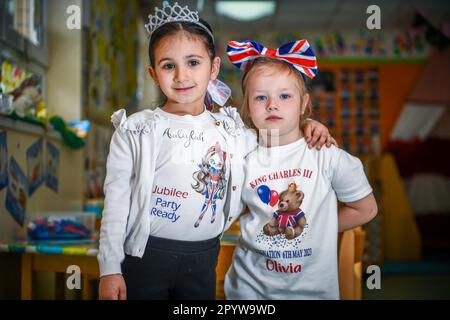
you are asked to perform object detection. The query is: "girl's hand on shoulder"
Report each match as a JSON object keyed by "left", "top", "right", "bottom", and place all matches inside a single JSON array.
[
  {"left": 99, "top": 274, "right": 127, "bottom": 300},
  {"left": 303, "top": 119, "right": 338, "bottom": 150}
]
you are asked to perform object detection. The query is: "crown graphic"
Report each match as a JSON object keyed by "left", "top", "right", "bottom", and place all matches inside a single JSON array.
[
  {"left": 144, "top": 1, "right": 213, "bottom": 40},
  {"left": 288, "top": 183, "right": 298, "bottom": 191}
]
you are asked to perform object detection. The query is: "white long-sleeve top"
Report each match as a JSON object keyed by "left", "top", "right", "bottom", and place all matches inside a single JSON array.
[{"left": 98, "top": 107, "right": 256, "bottom": 277}]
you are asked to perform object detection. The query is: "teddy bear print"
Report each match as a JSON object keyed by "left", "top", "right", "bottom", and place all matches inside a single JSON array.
[{"left": 263, "top": 183, "right": 307, "bottom": 240}]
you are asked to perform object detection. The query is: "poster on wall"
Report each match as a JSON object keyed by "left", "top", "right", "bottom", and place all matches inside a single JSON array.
[
  {"left": 0, "top": 131, "right": 8, "bottom": 190},
  {"left": 45, "top": 142, "right": 59, "bottom": 192},
  {"left": 5, "top": 157, "right": 28, "bottom": 226},
  {"left": 87, "top": 0, "right": 139, "bottom": 122},
  {"left": 27, "top": 138, "right": 45, "bottom": 195}
]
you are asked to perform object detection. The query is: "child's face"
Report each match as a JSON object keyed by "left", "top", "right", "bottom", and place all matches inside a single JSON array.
[
  {"left": 209, "top": 153, "right": 223, "bottom": 170},
  {"left": 148, "top": 32, "right": 220, "bottom": 111},
  {"left": 247, "top": 68, "right": 308, "bottom": 145}
]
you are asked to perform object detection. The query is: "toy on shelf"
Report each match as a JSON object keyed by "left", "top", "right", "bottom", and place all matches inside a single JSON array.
[
  {"left": 0, "top": 87, "right": 14, "bottom": 115},
  {"left": 12, "top": 86, "right": 42, "bottom": 118},
  {"left": 27, "top": 217, "right": 92, "bottom": 240},
  {"left": 67, "top": 120, "right": 91, "bottom": 139}
]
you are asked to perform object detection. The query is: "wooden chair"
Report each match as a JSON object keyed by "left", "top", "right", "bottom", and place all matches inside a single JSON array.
[
  {"left": 338, "top": 227, "right": 366, "bottom": 300},
  {"left": 215, "top": 226, "right": 366, "bottom": 300},
  {"left": 215, "top": 243, "right": 236, "bottom": 300}
]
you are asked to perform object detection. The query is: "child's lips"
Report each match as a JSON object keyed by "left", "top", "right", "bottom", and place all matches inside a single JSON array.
[
  {"left": 266, "top": 115, "right": 283, "bottom": 121},
  {"left": 174, "top": 86, "right": 195, "bottom": 92}
]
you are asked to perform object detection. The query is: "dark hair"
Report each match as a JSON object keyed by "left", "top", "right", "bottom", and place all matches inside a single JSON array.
[{"left": 148, "top": 19, "right": 215, "bottom": 67}]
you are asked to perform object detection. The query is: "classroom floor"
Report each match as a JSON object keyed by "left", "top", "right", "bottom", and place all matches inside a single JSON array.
[{"left": 362, "top": 253, "right": 450, "bottom": 300}]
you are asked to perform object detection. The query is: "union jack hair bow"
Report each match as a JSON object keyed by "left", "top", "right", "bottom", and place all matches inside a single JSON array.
[{"left": 226, "top": 39, "right": 318, "bottom": 79}]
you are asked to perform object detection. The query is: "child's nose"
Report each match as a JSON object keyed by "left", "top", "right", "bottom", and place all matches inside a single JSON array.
[
  {"left": 175, "top": 67, "right": 189, "bottom": 82},
  {"left": 266, "top": 97, "right": 279, "bottom": 111}
]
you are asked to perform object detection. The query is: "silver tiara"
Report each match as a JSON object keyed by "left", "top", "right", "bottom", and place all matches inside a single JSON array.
[{"left": 144, "top": 1, "right": 214, "bottom": 41}]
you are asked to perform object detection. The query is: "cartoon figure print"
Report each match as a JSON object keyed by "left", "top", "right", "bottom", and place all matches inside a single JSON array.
[
  {"left": 192, "top": 142, "right": 227, "bottom": 227},
  {"left": 263, "top": 183, "right": 307, "bottom": 240}
]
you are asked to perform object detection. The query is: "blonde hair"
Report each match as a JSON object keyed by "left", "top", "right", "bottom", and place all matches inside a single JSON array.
[{"left": 240, "top": 58, "right": 312, "bottom": 131}]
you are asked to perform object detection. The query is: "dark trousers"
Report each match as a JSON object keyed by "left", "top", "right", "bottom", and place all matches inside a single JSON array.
[{"left": 122, "top": 234, "right": 220, "bottom": 300}]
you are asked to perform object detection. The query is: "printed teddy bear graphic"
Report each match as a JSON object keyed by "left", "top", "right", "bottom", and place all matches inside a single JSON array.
[{"left": 263, "top": 183, "right": 307, "bottom": 240}]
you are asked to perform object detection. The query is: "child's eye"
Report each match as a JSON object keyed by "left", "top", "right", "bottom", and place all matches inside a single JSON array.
[
  {"left": 162, "top": 63, "right": 175, "bottom": 70},
  {"left": 280, "top": 94, "right": 291, "bottom": 100},
  {"left": 255, "top": 95, "right": 267, "bottom": 101},
  {"left": 188, "top": 60, "right": 200, "bottom": 67}
]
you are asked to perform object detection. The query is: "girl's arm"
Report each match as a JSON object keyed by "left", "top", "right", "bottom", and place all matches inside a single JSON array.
[
  {"left": 302, "top": 119, "right": 338, "bottom": 149},
  {"left": 338, "top": 193, "right": 377, "bottom": 232},
  {"left": 98, "top": 127, "right": 134, "bottom": 300}
]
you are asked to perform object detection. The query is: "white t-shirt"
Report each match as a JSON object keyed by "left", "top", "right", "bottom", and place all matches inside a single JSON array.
[
  {"left": 224, "top": 137, "right": 373, "bottom": 299},
  {"left": 149, "top": 108, "right": 230, "bottom": 241}
]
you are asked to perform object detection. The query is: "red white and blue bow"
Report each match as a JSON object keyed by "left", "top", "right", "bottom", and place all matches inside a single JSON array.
[{"left": 226, "top": 39, "right": 318, "bottom": 79}]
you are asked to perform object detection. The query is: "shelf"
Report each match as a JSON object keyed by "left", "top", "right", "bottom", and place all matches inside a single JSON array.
[{"left": 0, "top": 114, "right": 61, "bottom": 140}]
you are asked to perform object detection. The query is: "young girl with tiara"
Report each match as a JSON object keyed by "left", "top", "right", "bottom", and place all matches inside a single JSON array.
[
  {"left": 98, "top": 2, "right": 334, "bottom": 300},
  {"left": 224, "top": 40, "right": 378, "bottom": 299}
]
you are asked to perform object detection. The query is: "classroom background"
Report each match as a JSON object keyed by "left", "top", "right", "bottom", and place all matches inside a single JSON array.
[{"left": 1, "top": 0, "right": 449, "bottom": 300}]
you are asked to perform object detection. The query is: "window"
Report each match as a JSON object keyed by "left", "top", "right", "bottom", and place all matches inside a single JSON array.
[{"left": 1, "top": 0, "right": 48, "bottom": 67}]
